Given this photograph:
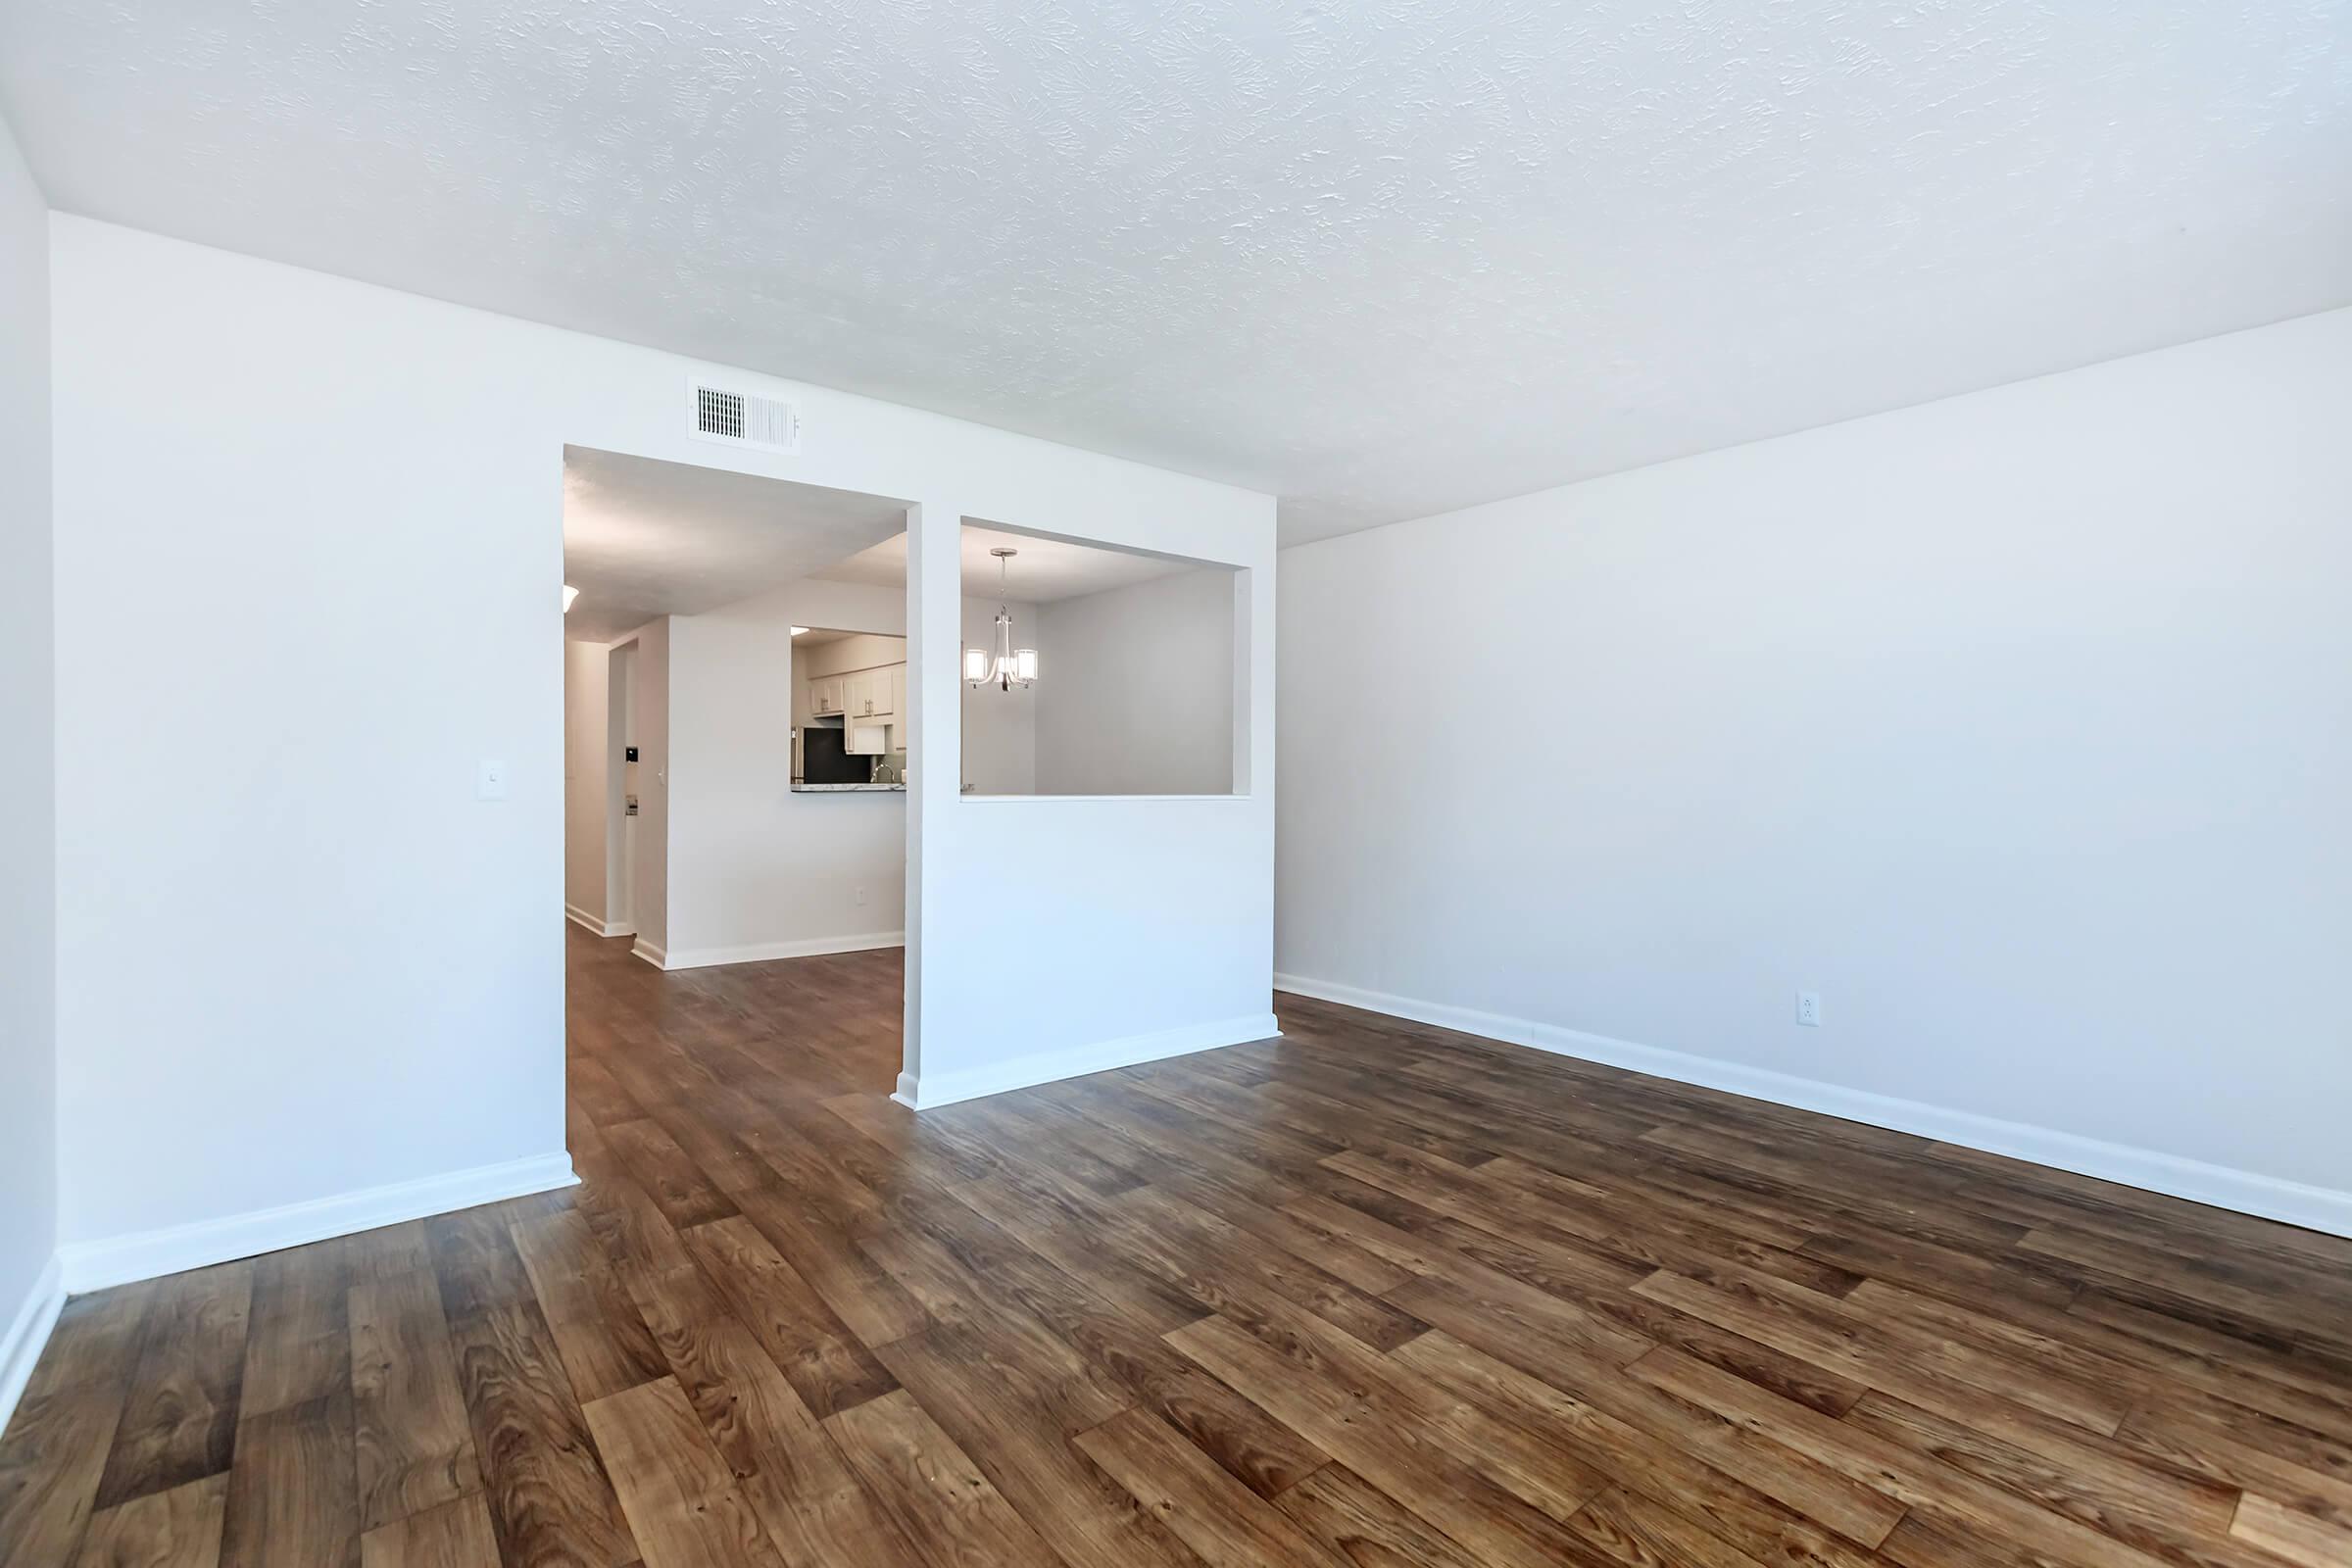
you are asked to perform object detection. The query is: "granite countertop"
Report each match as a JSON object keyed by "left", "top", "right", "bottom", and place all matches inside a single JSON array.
[{"left": 791, "top": 781, "right": 907, "bottom": 793}]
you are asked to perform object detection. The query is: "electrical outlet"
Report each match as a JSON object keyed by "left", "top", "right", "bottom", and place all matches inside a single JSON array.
[
  {"left": 1795, "top": 991, "right": 1821, "bottom": 1027},
  {"left": 855, "top": 886, "right": 867, "bottom": 906}
]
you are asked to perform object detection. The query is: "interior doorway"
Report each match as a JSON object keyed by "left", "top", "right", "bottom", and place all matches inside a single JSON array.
[{"left": 559, "top": 444, "right": 916, "bottom": 1093}]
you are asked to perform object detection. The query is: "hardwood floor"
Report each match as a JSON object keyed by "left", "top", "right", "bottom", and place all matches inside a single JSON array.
[{"left": 7, "top": 925, "right": 2352, "bottom": 1566}]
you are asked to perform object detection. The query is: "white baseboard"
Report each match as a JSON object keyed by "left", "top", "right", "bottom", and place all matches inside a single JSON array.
[
  {"left": 564, "top": 903, "right": 632, "bottom": 939},
  {"left": 661, "top": 932, "right": 906, "bottom": 971},
  {"left": 896, "top": 1011, "right": 1282, "bottom": 1111},
  {"left": 1274, "top": 973, "right": 2352, "bottom": 1241},
  {"left": 631, "top": 937, "right": 667, "bottom": 969},
  {"left": 56, "top": 1152, "right": 580, "bottom": 1295},
  {"left": 0, "top": 1253, "right": 65, "bottom": 1435}
]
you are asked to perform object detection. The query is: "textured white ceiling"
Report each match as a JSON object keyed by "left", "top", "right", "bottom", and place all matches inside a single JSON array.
[
  {"left": 7, "top": 3, "right": 2348, "bottom": 543},
  {"left": 815, "top": 525, "right": 1200, "bottom": 604},
  {"left": 562, "top": 447, "right": 905, "bottom": 641}
]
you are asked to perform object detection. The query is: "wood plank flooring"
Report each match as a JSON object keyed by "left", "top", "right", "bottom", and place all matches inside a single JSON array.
[{"left": 6, "top": 926, "right": 2352, "bottom": 1566}]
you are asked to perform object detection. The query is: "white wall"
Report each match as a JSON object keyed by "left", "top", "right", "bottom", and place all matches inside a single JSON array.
[
  {"left": 802, "top": 631, "right": 907, "bottom": 682},
  {"left": 563, "top": 639, "right": 609, "bottom": 929},
  {"left": 1036, "top": 565, "right": 1237, "bottom": 796},
  {"left": 49, "top": 215, "right": 1273, "bottom": 1273},
  {"left": 1278, "top": 308, "right": 2352, "bottom": 1228},
  {"left": 667, "top": 579, "right": 906, "bottom": 966},
  {"left": 959, "top": 594, "right": 1040, "bottom": 795},
  {"left": 0, "top": 112, "right": 58, "bottom": 1410},
  {"left": 906, "top": 508, "right": 1276, "bottom": 1108}
]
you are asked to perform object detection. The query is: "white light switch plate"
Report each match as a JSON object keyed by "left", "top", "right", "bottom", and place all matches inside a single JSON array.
[{"left": 477, "top": 760, "right": 508, "bottom": 801}]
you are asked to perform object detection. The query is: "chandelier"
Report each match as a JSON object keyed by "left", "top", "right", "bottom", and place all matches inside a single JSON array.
[{"left": 964, "top": 547, "right": 1039, "bottom": 690}]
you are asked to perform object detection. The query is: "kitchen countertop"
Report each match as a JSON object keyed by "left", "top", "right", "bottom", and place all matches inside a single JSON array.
[{"left": 791, "top": 781, "right": 906, "bottom": 793}]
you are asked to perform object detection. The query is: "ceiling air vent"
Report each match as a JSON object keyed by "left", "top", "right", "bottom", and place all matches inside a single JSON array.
[{"left": 686, "top": 377, "right": 800, "bottom": 455}]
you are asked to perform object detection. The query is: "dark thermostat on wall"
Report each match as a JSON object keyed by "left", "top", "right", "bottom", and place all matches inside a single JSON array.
[{"left": 625, "top": 746, "right": 639, "bottom": 761}]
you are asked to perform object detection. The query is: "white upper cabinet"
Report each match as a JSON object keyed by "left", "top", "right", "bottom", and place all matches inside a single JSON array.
[{"left": 809, "top": 662, "right": 904, "bottom": 723}]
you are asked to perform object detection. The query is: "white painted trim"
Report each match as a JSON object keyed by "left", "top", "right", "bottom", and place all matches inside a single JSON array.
[
  {"left": 959, "top": 794, "right": 1253, "bottom": 804},
  {"left": 631, "top": 937, "right": 668, "bottom": 969},
  {"left": 0, "top": 1254, "right": 66, "bottom": 1434},
  {"left": 564, "top": 903, "right": 632, "bottom": 939},
  {"left": 56, "top": 1153, "right": 580, "bottom": 1295},
  {"left": 1273, "top": 973, "right": 2352, "bottom": 1241},
  {"left": 897, "top": 1011, "right": 1282, "bottom": 1110},
  {"left": 660, "top": 932, "right": 906, "bottom": 970}
]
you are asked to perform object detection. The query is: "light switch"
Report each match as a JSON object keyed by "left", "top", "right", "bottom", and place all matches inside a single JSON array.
[{"left": 477, "top": 760, "right": 509, "bottom": 800}]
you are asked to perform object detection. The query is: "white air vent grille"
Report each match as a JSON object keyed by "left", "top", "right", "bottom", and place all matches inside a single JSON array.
[
  {"left": 697, "top": 386, "right": 744, "bottom": 439},
  {"left": 686, "top": 378, "right": 800, "bottom": 454}
]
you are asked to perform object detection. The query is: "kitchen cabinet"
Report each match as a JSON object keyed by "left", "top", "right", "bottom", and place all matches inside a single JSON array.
[{"left": 809, "top": 661, "right": 905, "bottom": 724}]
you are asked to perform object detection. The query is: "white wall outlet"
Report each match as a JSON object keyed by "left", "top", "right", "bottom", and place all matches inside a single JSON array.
[
  {"left": 477, "top": 760, "right": 508, "bottom": 801},
  {"left": 1795, "top": 990, "right": 1821, "bottom": 1027}
]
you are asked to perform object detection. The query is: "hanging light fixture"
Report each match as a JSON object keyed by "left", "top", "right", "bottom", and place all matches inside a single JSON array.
[
  {"left": 562, "top": 583, "right": 580, "bottom": 612},
  {"left": 965, "top": 547, "right": 1039, "bottom": 691}
]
